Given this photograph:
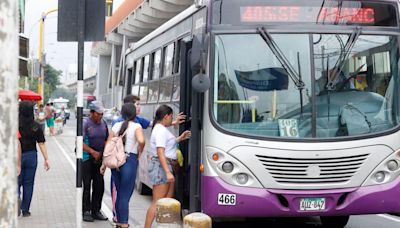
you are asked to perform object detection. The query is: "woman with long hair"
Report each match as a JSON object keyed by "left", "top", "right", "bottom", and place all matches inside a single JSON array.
[
  {"left": 18, "top": 101, "right": 50, "bottom": 217},
  {"left": 144, "top": 105, "right": 191, "bottom": 228},
  {"left": 101, "top": 103, "right": 145, "bottom": 228}
]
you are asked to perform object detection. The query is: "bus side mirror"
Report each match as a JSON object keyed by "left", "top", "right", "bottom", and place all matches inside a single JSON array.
[
  {"left": 192, "top": 73, "right": 210, "bottom": 93},
  {"left": 190, "top": 34, "right": 210, "bottom": 93}
]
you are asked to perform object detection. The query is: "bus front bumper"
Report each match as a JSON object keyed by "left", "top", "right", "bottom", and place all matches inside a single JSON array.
[{"left": 201, "top": 176, "right": 400, "bottom": 217}]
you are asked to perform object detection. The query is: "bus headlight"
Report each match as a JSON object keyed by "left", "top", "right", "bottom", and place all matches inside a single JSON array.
[
  {"left": 387, "top": 160, "right": 399, "bottom": 171},
  {"left": 362, "top": 151, "right": 400, "bottom": 187},
  {"left": 205, "top": 147, "right": 262, "bottom": 188},
  {"left": 222, "top": 162, "right": 234, "bottom": 173},
  {"left": 374, "top": 171, "right": 386, "bottom": 183},
  {"left": 236, "top": 173, "right": 249, "bottom": 185}
]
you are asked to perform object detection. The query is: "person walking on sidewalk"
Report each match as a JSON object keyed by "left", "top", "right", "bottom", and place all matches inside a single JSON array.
[
  {"left": 101, "top": 103, "right": 145, "bottom": 228},
  {"left": 82, "top": 101, "right": 109, "bottom": 222},
  {"left": 18, "top": 101, "right": 50, "bottom": 217},
  {"left": 35, "top": 104, "right": 46, "bottom": 132},
  {"left": 45, "top": 103, "right": 55, "bottom": 135},
  {"left": 144, "top": 105, "right": 191, "bottom": 228}
]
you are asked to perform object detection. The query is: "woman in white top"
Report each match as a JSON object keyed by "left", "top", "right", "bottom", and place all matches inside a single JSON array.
[
  {"left": 144, "top": 105, "right": 191, "bottom": 228},
  {"left": 101, "top": 103, "right": 145, "bottom": 228}
]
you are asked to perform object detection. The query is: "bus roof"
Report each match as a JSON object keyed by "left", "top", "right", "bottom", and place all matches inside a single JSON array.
[{"left": 130, "top": 4, "right": 202, "bottom": 53}]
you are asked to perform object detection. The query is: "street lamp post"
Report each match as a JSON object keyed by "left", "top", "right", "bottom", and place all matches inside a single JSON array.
[{"left": 38, "top": 8, "right": 58, "bottom": 105}]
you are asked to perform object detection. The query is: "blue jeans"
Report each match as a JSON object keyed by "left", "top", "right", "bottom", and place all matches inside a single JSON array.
[
  {"left": 111, "top": 153, "right": 138, "bottom": 224},
  {"left": 18, "top": 151, "right": 38, "bottom": 213}
]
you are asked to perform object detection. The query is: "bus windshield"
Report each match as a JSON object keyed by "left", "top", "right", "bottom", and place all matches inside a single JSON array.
[{"left": 213, "top": 33, "right": 400, "bottom": 139}]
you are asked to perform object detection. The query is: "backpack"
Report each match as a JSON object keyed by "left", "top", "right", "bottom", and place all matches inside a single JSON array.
[
  {"left": 336, "top": 103, "right": 371, "bottom": 136},
  {"left": 102, "top": 131, "right": 127, "bottom": 169}
]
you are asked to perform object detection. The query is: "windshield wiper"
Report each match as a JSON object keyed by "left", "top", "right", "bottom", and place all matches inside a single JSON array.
[
  {"left": 258, "top": 27, "right": 305, "bottom": 89},
  {"left": 257, "top": 27, "right": 305, "bottom": 118},
  {"left": 326, "top": 27, "right": 362, "bottom": 90}
]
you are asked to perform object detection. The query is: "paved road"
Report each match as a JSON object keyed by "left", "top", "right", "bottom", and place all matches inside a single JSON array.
[{"left": 47, "top": 115, "right": 400, "bottom": 227}]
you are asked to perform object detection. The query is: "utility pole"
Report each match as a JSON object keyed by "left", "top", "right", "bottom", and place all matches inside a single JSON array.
[
  {"left": 58, "top": 1, "right": 105, "bottom": 226},
  {"left": 0, "top": 0, "right": 19, "bottom": 227},
  {"left": 38, "top": 8, "right": 57, "bottom": 105}
]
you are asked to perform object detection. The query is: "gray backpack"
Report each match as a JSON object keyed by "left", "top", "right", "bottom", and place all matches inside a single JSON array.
[{"left": 336, "top": 104, "right": 371, "bottom": 136}]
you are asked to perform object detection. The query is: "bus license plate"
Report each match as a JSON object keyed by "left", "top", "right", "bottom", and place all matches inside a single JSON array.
[{"left": 300, "top": 198, "right": 325, "bottom": 211}]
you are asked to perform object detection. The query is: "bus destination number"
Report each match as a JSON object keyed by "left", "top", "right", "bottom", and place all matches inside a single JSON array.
[
  {"left": 218, "top": 193, "right": 236, "bottom": 205},
  {"left": 300, "top": 198, "right": 326, "bottom": 211}
]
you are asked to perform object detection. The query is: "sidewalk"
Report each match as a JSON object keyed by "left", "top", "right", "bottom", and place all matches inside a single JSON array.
[{"left": 17, "top": 135, "right": 113, "bottom": 228}]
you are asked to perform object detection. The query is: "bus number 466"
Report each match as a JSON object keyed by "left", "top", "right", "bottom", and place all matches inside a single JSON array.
[{"left": 218, "top": 193, "right": 236, "bottom": 205}]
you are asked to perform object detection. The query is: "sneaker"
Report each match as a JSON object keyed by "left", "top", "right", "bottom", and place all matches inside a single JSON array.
[
  {"left": 92, "top": 211, "right": 108, "bottom": 221},
  {"left": 22, "top": 211, "right": 31, "bottom": 217},
  {"left": 82, "top": 211, "right": 94, "bottom": 222}
]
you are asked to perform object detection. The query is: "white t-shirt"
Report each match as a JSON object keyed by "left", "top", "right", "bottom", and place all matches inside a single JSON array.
[
  {"left": 112, "top": 121, "right": 142, "bottom": 154},
  {"left": 150, "top": 123, "right": 177, "bottom": 160}
]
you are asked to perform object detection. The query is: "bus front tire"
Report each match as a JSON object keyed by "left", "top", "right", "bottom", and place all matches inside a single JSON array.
[{"left": 320, "top": 215, "right": 350, "bottom": 228}]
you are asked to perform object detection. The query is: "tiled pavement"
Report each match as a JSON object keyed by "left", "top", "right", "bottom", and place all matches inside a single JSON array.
[
  {"left": 17, "top": 135, "right": 113, "bottom": 228},
  {"left": 17, "top": 122, "right": 153, "bottom": 228}
]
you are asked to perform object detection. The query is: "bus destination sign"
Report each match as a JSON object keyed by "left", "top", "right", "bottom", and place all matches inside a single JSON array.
[{"left": 240, "top": 6, "right": 375, "bottom": 25}]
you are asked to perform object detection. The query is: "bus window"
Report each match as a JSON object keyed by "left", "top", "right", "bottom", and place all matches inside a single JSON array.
[
  {"left": 173, "top": 41, "right": 181, "bottom": 74},
  {"left": 372, "top": 51, "right": 391, "bottom": 95},
  {"left": 143, "top": 55, "right": 150, "bottom": 82},
  {"left": 152, "top": 49, "right": 161, "bottom": 80},
  {"left": 148, "top": 81, "right": 159, "bottom": 103},
  {"left": 159, "top": 77, "right": 173, "bottom": 102},
  {"left": 313, "top": 35, "right": 399, "bottom": 137},
  {"left": 172, "top": 75, "right": 180, "bottom": 101},
  {"left": 132, "top": 85, "right": 139, "bottom": 96},
  {"left": 163, "top": 43, "right": 175, "bottom": 77},
  {"left": 134, "top": 59, "right": 142, "bottom": 84},
  {"left": 139, "top": 84, "right": 148, "bottom": 103},
  {"left": 126, "top": 68, "right": 133, "bottom": 88}
]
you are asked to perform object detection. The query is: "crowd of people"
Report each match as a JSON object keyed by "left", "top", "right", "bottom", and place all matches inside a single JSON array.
[
  {"left": 16, "top": 95, "right": 191, "bottom": 227},
  {"left": 80, "top": 95, "right": 190, "bottom": 228}
]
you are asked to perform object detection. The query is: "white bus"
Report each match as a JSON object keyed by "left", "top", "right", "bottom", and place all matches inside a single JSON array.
[{"left": 122, "top": 1, "right": 400, "bottom": 227}]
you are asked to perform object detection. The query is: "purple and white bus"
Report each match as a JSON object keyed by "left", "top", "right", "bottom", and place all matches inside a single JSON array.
[{"left": 125, "top": 0, "right": 400, "bottom": 227}]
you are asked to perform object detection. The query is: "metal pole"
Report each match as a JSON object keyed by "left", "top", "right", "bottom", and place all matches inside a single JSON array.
[
  {"left": 37, "top": 8, "right": 57, "bottom": 105},
  {"left": 76, "top": 0, "right": 85, "bottom": 227},
  {"left": 38, "top": 13, "right": 44, "bottom": 105},
  {"left": 0, "top": 0, "right": 18, "bottom": 226}
]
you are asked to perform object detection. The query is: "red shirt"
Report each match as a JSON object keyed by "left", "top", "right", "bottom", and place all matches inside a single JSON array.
[{"left": 17, "top": 131, "right": 21, "bottom": 139}]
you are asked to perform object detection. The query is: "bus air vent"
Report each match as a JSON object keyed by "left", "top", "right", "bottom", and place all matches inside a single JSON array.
[{"left": 256, "top": 154, "right": 369, "bottom": 184}]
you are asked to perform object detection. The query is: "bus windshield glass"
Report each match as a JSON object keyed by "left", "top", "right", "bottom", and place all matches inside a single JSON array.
[
  {"left": 215, "top": 0, "right": 398, "bottom": 27},
  {"left": 213, "top": 33, "right": 400, "bottom": 139}
]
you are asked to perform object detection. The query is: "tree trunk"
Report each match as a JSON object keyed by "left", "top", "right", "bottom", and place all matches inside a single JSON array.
[{"left": 0, "top": 0, "right": 19, "bottom": 227}]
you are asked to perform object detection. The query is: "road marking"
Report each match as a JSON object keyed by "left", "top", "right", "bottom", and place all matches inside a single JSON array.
[
  {"left": 377, "top": 214, "right": 400, "bottom": 223},
  {"left": 52, "top": 136, "right": 114, "bottom": 221}
]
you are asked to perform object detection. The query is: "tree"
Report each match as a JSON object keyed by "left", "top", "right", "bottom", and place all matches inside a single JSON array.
[
  {"left": 18, "top": 63, "right": 62, "bottom": 102},
  {"left": 44, "top": 64, "right": 62, "bottom": 98}
]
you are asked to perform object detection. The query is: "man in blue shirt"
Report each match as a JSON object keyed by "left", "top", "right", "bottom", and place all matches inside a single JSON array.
[{"left": 110, "top": 95, "right": 185, "bottom": 223}]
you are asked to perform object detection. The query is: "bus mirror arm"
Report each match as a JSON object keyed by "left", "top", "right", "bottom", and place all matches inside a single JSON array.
[{"left": 191, "top": 34, "right": 210, "bottom": 93}]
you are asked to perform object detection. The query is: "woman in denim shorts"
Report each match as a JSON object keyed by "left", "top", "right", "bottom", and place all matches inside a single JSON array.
[{"left": 144, "top": 105, "right": 191, "bottom": 228}]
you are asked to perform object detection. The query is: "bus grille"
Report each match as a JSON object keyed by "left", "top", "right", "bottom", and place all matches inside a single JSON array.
[{"left": 256, "top": 153, "right": 369, "bottom": 184}]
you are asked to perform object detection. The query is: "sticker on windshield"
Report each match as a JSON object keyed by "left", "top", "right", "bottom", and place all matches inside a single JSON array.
[{"left": 278, "top": 119, "right": 299, "bottom": 137}]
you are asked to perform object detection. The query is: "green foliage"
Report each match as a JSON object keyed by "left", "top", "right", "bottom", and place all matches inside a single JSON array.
[
  {"left": 18, "top": 63, "right": 62, "bottom": 102},
  {"left": 44, "top": 64, "right": 61, "bottom": 93}
]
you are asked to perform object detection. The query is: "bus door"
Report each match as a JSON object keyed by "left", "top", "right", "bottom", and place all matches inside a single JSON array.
[{"left": 176, "top": 39, "right": 193, "bottom": 210}]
